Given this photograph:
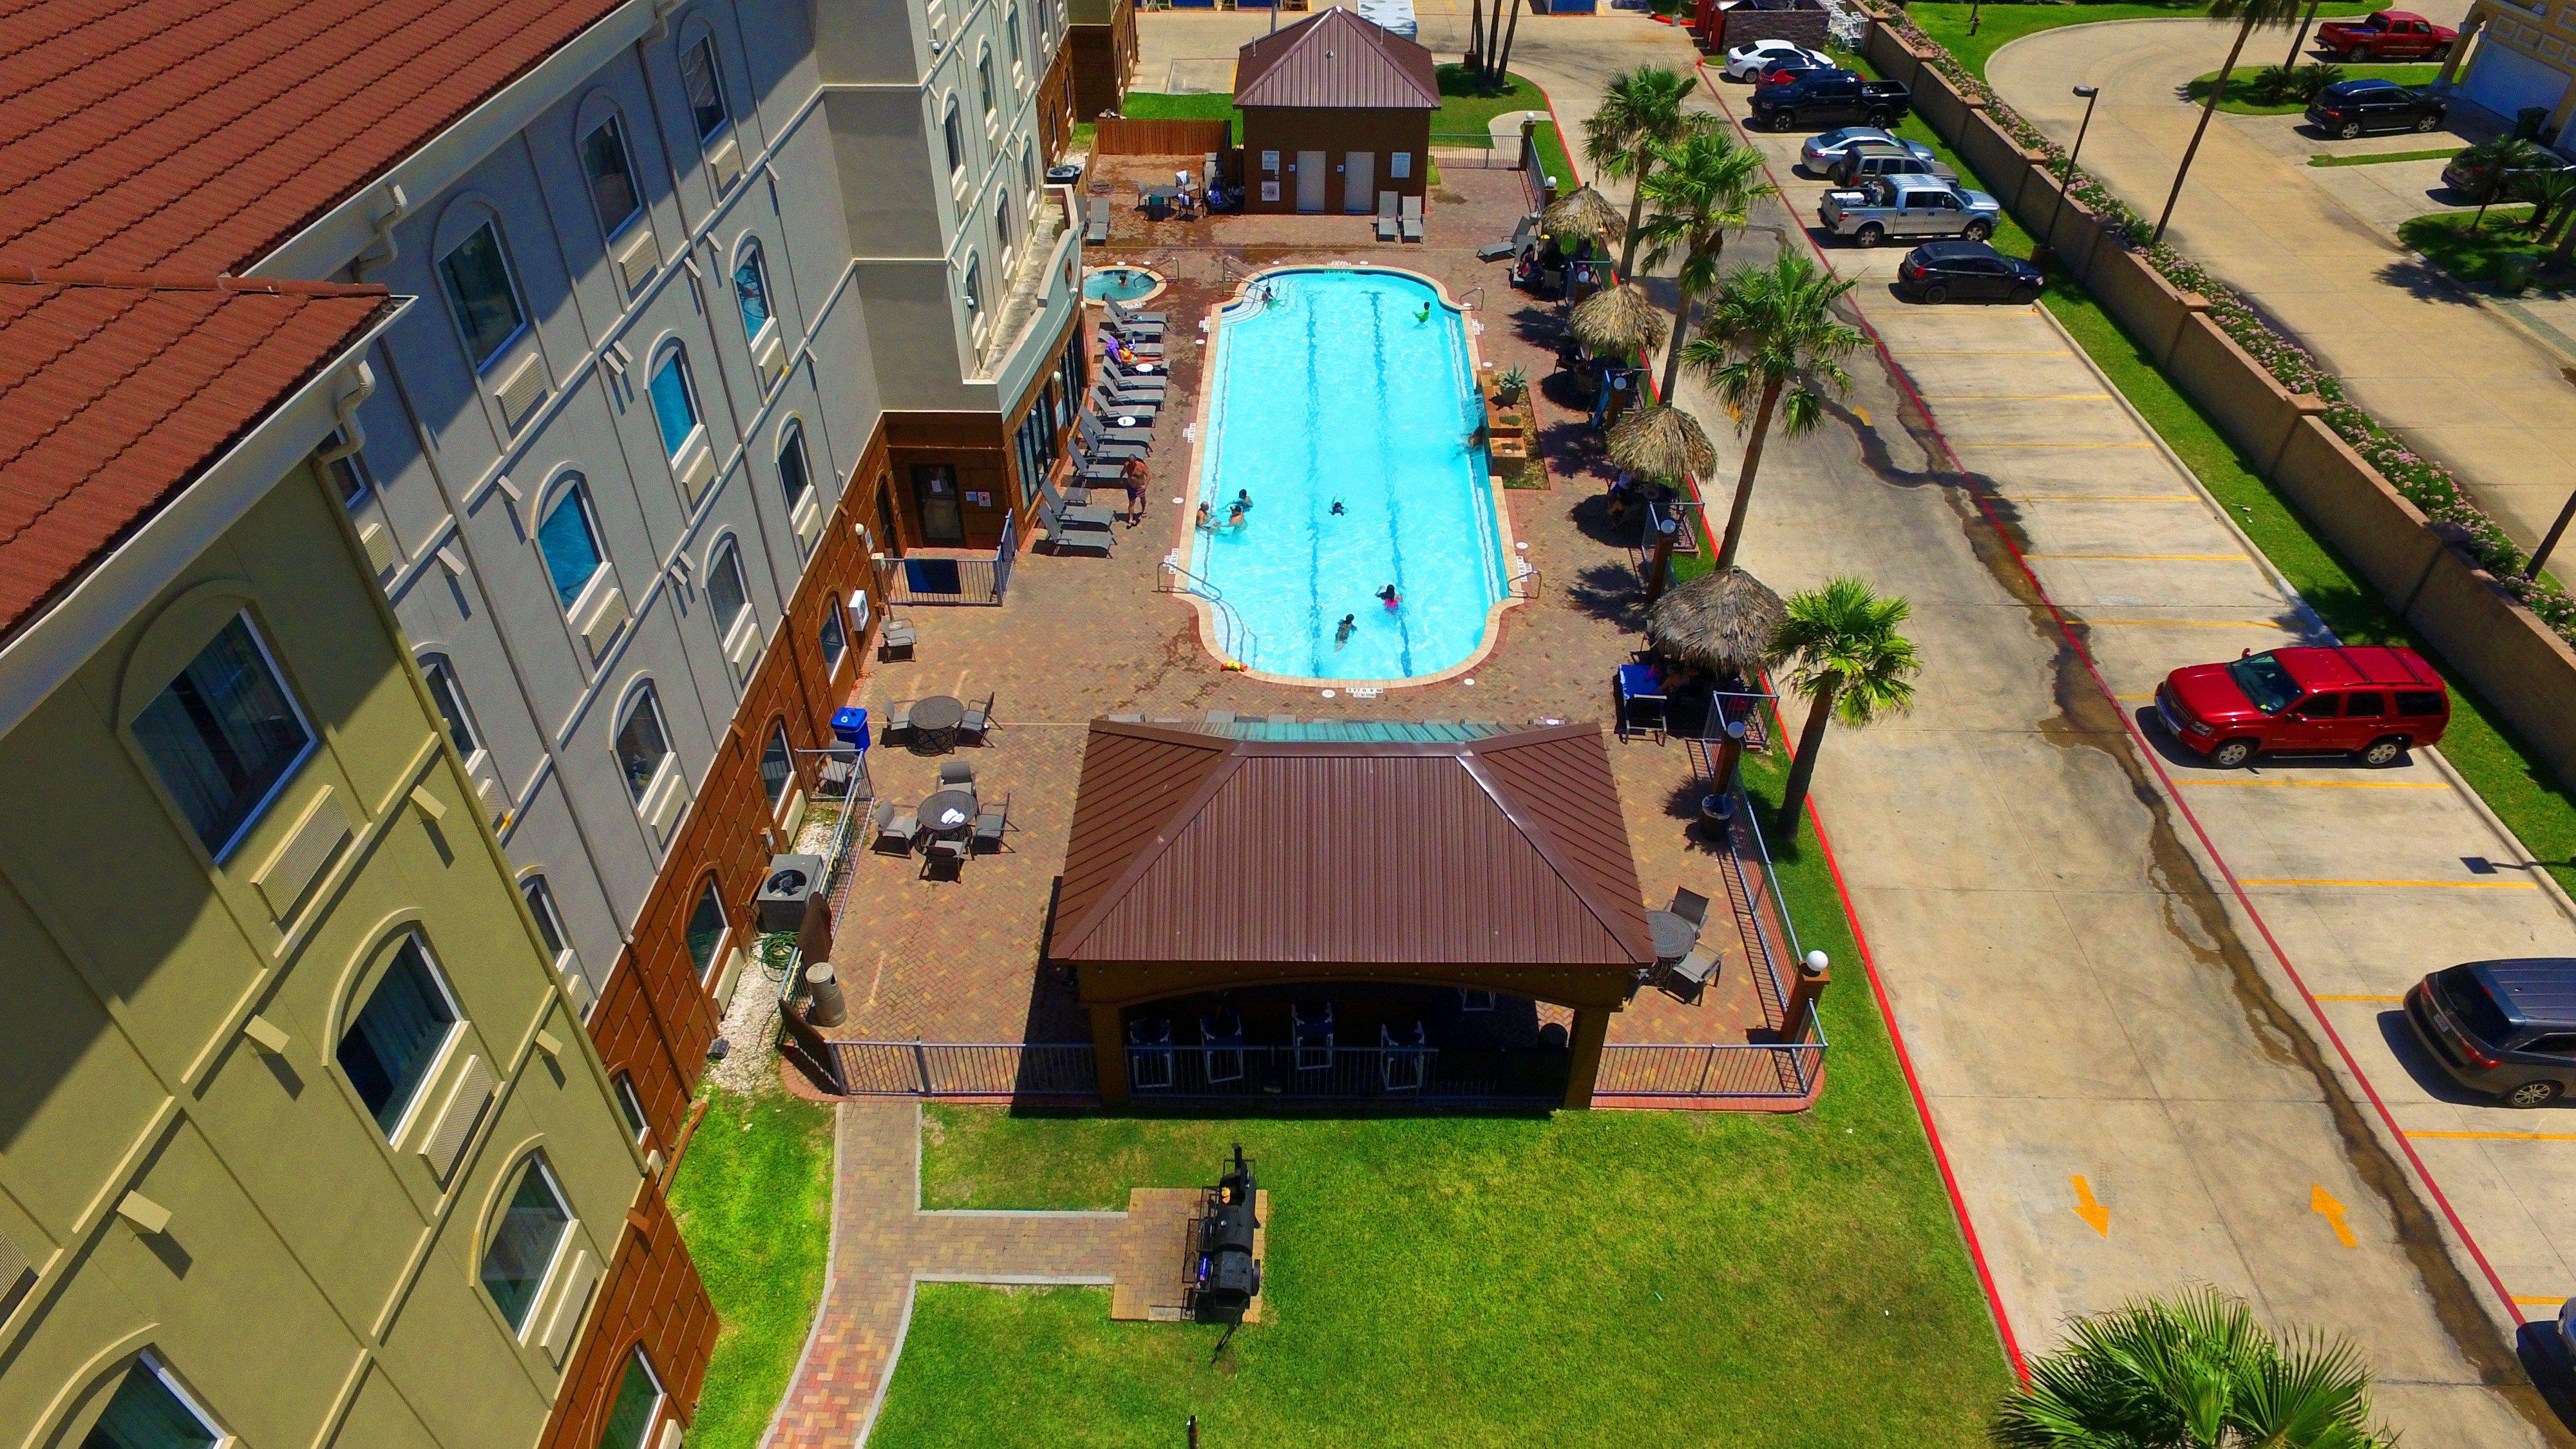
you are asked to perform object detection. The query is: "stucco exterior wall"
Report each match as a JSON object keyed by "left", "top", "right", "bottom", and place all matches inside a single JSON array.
[{"left": 1241, "top": 108, "right": 1434, "bottom": 214}]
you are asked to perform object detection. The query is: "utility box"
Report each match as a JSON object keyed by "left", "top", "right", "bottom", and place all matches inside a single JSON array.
[{"left": 757, "top": 854, "right": 828, "bottom": 933}]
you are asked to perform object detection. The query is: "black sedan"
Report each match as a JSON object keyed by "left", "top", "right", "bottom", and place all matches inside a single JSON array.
[
  {"left": 2306, "top": 79, "right": 2447, "bottom": 138},
  {"left": 1895, "top": 240, "right": 2044, "bottom": 304}
]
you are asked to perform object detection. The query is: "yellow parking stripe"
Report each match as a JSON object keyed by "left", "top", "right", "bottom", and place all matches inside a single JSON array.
[
  {"left": 2409, "top": 1130, "right": 2576, "bottom": 1142},
  {"left": 2237, "top": 877, "right": 2539, "bottom": 889}
]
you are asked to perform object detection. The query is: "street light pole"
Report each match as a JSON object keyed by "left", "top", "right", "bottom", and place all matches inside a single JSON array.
[
  {"left": 2038, "top": 84, "right": 2101, "bottom": 266},
  {"left": 2526, "top": 486, "right": 2576, "bottom": 580}
]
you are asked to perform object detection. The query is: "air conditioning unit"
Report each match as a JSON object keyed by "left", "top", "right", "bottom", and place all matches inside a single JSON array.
[{"left": 757, "top": 853, "right": 826, "bottom": 932}]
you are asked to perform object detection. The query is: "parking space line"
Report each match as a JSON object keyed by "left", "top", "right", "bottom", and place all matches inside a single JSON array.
[
  {"left": 2514, "top": 1296, "right": 2564, "bottom": 1307},
  {"left": 2237, "top": 877, "right": 2541, "bottom": 889},
  {"left": 2023, "top": 552, "right": 2249, "bottom": 562},
  {"left": 2175, "top": 779, "right": 2449, "bottom": 790},
  {"left": 2409, "top": 1130, "right": 2576, "bottom": 1142}
]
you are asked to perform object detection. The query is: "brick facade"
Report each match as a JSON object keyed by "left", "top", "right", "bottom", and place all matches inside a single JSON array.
[{"left": 535, "top": 1179, "right": 717, "bottom": 1449}]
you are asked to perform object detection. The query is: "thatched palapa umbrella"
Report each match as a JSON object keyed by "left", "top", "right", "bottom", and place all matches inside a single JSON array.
[
  {"left": 1607, "top": 401, "right": 1713, "bottom": 484},
  {"left": 1644, "top": 567, "right": 1786, "bottom": 679},
  {"left": 1542, "top": 185, "right": 1624, "bottom": 253},
  {"left": 1568, "top": 283, "right": 1666, "bottom": 359}
]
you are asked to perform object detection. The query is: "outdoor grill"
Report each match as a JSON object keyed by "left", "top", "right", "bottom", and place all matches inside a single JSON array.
[{"left": 1188, "top": 1144, "right": 1262, "bottom": 1321}]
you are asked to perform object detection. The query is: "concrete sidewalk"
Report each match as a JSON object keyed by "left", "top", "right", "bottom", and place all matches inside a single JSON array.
[
  {"left": 1702, "top": 87, "right": 2576, "bottom": 1445},
  {"left": 1986, "top": 11, "right": 2576, "bottom": 551}
]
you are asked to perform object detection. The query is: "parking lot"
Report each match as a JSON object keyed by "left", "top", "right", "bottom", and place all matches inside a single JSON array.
[{"left": 1712, "top": 84, "right": 2576, "bottom": 1439}]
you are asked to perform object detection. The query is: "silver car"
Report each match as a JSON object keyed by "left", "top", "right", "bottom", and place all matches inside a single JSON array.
[
  {"left": 1818, "top": 176, "right": 2003, "bottom": 245},
  {"left": 1799, "top": 128, "right": 1938, "bottom": 176}
]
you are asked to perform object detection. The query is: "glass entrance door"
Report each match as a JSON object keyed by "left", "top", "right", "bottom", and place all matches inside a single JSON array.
[{"left": 912, "top": 464, "right": 965, "bottom": 545}]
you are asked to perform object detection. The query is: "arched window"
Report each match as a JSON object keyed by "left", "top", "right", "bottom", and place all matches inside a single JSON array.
[
  {"left": 336, "top": 933, "right": 462, "bottom": 1137},
  {"left": 133, "top": 612, "right": 313, "bottom": 858},
  {"left": 978, "top": 52, "right": 998, "bottom": 124},
  {"left": 678, "top": 35, "right": 731, "bottom": 143},
  {"left": 419, "top": 654, "right": 482, "bottom": 762},
  {"left": 437, "top": 218, "right": 527, "bottom": 371},
  {"left": 996, "top": 189, "right": 1014, "bottom": 258},
  {"left": 480, "top": 1154, "right": 573, "bottom": 1329},
  {"left": 761, "top": 723, "right": 795, "bottom": 806},
  {"left": 1007, "top": 3, "right": 1023, "bottom": 69},
  {"left": 581, "top": 114, "right": 643, "bottom": 238},
  {"left": 819, "top": 595, "right": 848, "bottom": 672},
  {"left": 734, "top": 243, "right": 773, "bottom": 343},
  {"left": 536, "top": 481, "right": 607, "bottom": 609},
  {"left": 684, "top": 876, "right": 728, "bottom": 980},
  {"left": 647, "top": 345, "right": 703, "bottom": 460},
  {"left": 962, "top": 254, "right": 985, "bottom": 330},
  {"left": 522, "top": 873, "right": 572, "bottom": 963},
  {"left": 613, "top": 1073, "right": 650, "bottom": 1142},
  {"left": 778, "top": 422, "right": 814, "bottom": 513},
  {"left": 943, "top": 100, "right": 967, "bottom": 180},
  {"left": 614, "top": 686, "right": 673, "bottom": 802},
  {"left": 596, "top": 1349, "right": 667, "bottom": 1449},
  {"left": 84, "top": 1355, "right": 227, "bottom": 1447},
  {"left": 706, "top": 540, "right": 750, "bottom": 638}
]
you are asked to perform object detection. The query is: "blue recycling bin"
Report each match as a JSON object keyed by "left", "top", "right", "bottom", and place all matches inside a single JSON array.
[{"left": 831, "top": 706, "right": 870, "bottom": 753}]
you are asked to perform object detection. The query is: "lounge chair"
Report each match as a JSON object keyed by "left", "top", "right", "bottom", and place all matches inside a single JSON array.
[
  {"left": 920, "top": 836, "right": 968, "bottom": 880},
  {"left": 1079, "top": 412, "right": 1151, "bottom": 450},
  {"left": 958, "top": 692, "right": 996, "bottom": 745},
  {"left": 1376, "top": 191, "right": 1399, "bottom": 242},
  {"left": 1041, "top": 480, "right": 1118, "bottom": 531},
  {"left": 870, "top": 800, "right": 920, "bottom": 855},
  {"left": 972, "top": 792, "right": 1010, "bottom": 853},
  {"left": 1102, "top": 330, "right": 1163, "bottom": 359},
  {"left": 1102, "top": 358, "right": 1168, "bottom": 392},
  {"left": 1076, "top": 418, "right": 1146, "bottom": 462},
  {"left": 1090, "top": 386, "right": 1159, "bottom": 424},
  {"left": 937, "top": 759, "right": 976, "bottom": 788},
  {"left": 1108, "top": 298, "right": 1168, "bottom": 327},
  {"left": 1401, "top": 194, "right": 1424, "bottom": 242},
  {"left": 1477, "top": 236, "right": 1520, "bottom": 262},
  {"left": 1039, "top": 507, "right": 1114, "bottom": 555},
  {"left": 1101, "top": 309, "right": 1163, "bottom": 341},
  {"left": 1084, "top": 198, "right": 1110, "bottom": 245}
]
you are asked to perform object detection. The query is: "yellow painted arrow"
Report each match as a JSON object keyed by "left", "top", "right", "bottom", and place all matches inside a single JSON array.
[
  {"left": 2311, "top": 1183, "right": 2358, "bottom": 1247},
  {"left": 2071, "top": 1175, "right": 2108, "bottom": 1237}
]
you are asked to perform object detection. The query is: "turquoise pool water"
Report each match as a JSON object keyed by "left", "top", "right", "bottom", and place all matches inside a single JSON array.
[
  {"left": 1188, "top": 269, "right": 1506, "bottom": 680},
  {"left": 1082, "top": 267, "right": 1160, "bottom": 303}
]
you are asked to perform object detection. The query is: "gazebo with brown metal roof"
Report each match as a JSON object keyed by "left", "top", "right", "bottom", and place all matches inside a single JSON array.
[{"left": 1046, "top": 719, "right": 1657, "bottom": 1108}]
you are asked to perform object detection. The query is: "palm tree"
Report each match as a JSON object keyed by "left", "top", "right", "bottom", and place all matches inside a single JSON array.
[
  {"left": 1636, "top": 128, "right": 1772, "bottom": 402},
  {"left": 1465, "top": 0, "right": 1486, "bottom": 79},
  {"left": 1582, "top": 66, "right": 1703, "bottom": 279},
  {"left": 1680, "top": 251, "right": 1864, "bottom": 574},
  {"left": 2526, "top": 167, "right": 2576, "bottom": 240},
  {"left": 1993, "top": 1286, "right": 2394, "bottom": 1448},
  {"left": 2154, "top": 0, "right": 2306, "bottom": 240},
  {"left": 1768, "top": 577, "right": 1918, "bottom": 837},
  {"left": 1492, "top": 0, "right": 1526, "bottom": 100}
]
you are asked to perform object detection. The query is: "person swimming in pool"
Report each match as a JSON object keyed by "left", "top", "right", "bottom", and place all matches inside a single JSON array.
[
  {"left": 1378, "top": 583, "right": 1401, "bottom": 611},
  {"left": 1233, "top": 489, "right": 1253, "bottom": 513},
  {"left": 1334, "top": 614, "right": 1357, "bottom": 650},
  {"left": 1226, "top": 499, "right": 1248, "bottom": 529},
  {"left": 1330, "top": 499, "right": 1345, "bottom": 516},
  {"left": 1196, "top": 501, "right": 1213, "bottom": 531},
  {"left": 1414, "top": 301, "right": 1432, "bottom": 325}
]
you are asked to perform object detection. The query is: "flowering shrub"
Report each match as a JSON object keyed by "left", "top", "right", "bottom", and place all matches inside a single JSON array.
[{"left": 1880, "top": 12, "right": 2576, "bottom": 641}]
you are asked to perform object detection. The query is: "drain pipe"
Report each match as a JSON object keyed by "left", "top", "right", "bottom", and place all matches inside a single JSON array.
[{"left": 312, "top": 361, "right": 377, "bottom": 464}]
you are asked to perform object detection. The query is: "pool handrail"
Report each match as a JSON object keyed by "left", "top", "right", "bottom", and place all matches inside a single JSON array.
[{"left": 1160, "top": 555, "right": 1259, "bottom": 667}]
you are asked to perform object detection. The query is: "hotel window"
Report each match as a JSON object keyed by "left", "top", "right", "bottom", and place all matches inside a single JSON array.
[
  {"left": 706, "top": 542, "right": 750, "bottom": 638},
  {"left": 614, "top": 688, "right": 672, "bottom": 803},
  {"left": 135, "top": 614, "right": 313, "bottom": 858},
  {"left": 522, "top": 874, "right": 572, "bottom": 961},
  {"left": 735, "top": 243, "right": 773, "bottom": 343},
  {"left": 996, "top": 190, "right": 1014, "bottom": 258},
  {"left": 419, "top": 656, "right": 482, "bottom": 762},
  {"left": 647, "top": 346, "right": 703, "bottom": 459},
  {"left": 437, "top": 222, "right": 527, "bottom": 372},
  {"left": 479, "top": 1155, "right": 573, "bottom": 1331},
  {"left": 943, "top": 100, "right": 967, "bottom": 181},
  {"left": 336, "top": 935, "right": 459, "bottom": 1137},
  {"left": 963, "top": 256, "right": 985, "bottom": 330},
  {"left": 761, "top": 724, "right": 795, "bottom": 807},
  {"left": 594, "top": 1350, "right": 665, "bottom": 1449},
  {"left": 1008, "top": 3, "right": 1024, "bottom": 69},
  {"left": 536, "top": 484, "right": 607, "bottom": 609},
  {"left": 779, "top": 423, "right": 814, "bottom": 513},
  {"left": 679, "top": 37, "right": 731, "bottom": 142},
  {"left": 684, "top": 877, "right": 728, "bottom": 981},
  {"left": 980, "top": 53, "right": 998, "bottom": 124},
  {"left": 613, "top": 1074, "right": 650, "bottom": 1142},
  {"left": 82, "top": 1355, "right": 223, "bottom": 1449},
  {"left": 1023, "top": 148, "right": 1039, "bottom": 204},
  {"left": 820, "top": 597, "right": 848, "bottom": 672},
  {"left": 582, "top": 117, "right": 643, "bottom": 238}
]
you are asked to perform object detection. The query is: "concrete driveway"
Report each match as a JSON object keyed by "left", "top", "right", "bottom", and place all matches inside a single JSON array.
[
  {"left": 1707, "top": 84, "right": 2576, "bottom": 1445},
  {"left": 1986, "top": 11, "right": 2576, "bottom": 551}
]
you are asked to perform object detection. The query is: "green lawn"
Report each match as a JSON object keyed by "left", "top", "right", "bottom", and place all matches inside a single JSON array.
[
  {"left": 2310, "top": 144, "right": 2458, "bottom": 166},
  {"left": 1907, "top": 1, "right": 2380, "bottom": 80},
  {"left": 668, "top": 1088, "right": 837, "bottom": 1449},
  {"left": 1530, "top": 117, "right": 1575, "bottom": 188},
  {"left": 869, "top": 742, "right": 2012, "bottom": 1447},
  {"left": 2400, "top": 204, "right": 2576, "bottom": 294},
  {"left": 1118, "top": 90, "right": 1245, "bottom": 143},
  {"left": 2184, "top": 62, "right": 2441, "bottom": 113},
  {"left": 1864, "top": 80, "right": 2576, "bottom": 891}
]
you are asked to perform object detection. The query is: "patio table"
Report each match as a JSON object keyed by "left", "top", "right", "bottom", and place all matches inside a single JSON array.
[
  {"left": 909, "top": 694, "right": 964, "bottom": 752},
  {"left": 1645, "top": 909, "right": 1699, "bottom": 965},
  {"left": 919, "top": 788, "right": 978, "bottom": 837}
]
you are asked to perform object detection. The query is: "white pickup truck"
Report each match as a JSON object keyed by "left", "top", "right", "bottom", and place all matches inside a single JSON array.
[{"left": 1817, "top": 176, "right": 2003, "bottom": 247}]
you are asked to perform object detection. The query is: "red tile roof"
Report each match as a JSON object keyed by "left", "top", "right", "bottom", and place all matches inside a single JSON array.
[
  {"left": 0, "top": 0, "right": 627, "bottom": 274},
  {"left": 0, "top": 267, "right": 392, "bottom": 639},
  {"left": 1233, "top": 7, "right": 1440, "bottom": 111}
]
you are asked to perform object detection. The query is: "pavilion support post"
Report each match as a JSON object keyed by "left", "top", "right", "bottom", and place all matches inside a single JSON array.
[
  {"left": 1563, "top": 1007, "right": 1612, "bottom": 1109},
  {"left": 1089, "top": 1003, "right": 1130, "bottom": 1106}
]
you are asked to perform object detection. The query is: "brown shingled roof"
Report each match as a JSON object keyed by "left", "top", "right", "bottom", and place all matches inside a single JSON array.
[
  {"left": 0, "top": 0, "right": 628, "bottom": 274},
  {"left": 1048, "top": 720, "right": 1654, "bottom": 968},
  {"left": 1232, "top": 7, "right": 1439, "bottom": 111},
  {"left": 0, "top": 267, "right": 393, "bottom": 639}
]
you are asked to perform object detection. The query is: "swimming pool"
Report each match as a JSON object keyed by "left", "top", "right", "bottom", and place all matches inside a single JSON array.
[{"left": 1187, "top": 269, "right": 1510, "bottom": 682}]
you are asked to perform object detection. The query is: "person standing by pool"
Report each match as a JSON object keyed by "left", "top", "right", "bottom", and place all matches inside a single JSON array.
[
  {"left": 1378, "top": 584, "right": 1401, "bottom": 611},
  {"left": 1334, "top": 614, "right": 1357, "bottom": 650},
  {"left": 1120, "top": 458, "right": 1148, "bottom": 524}
]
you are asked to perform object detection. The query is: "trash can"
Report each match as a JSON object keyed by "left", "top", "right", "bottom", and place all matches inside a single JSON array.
[
  {"left": 830, "top": 706, "right": 870, "bottom": 752},
  {"left": 2500, "top": 252, "right": 2539, "bottom": 295}
]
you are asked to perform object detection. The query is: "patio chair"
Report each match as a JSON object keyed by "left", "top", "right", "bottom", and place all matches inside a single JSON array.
[
  {"left": 1090, "top": 384, "right": 1160, "bottom": 424},
  {"left": 1376, "top": 191, "right": 1399, "bottom": 242},
  {"left": 1079, "top": 412, "right": 1150, "bottom": 453},
  {"left": 1204, "top": 709, "right": 1236, "bottom": 729},
  {"left": 878, "top": 619, "right": 918, "bottom": 662},
  {"left": 1615, "top": 663, "right": 1668, "bottom": 743},
  {"left": 1102, "top": 309, "right": 1164, "bottom": 342},
  {"left": 1039, "top": 509, "right": 1114, "bottom": 556},
  {"left": 937, "top": 759, "right": 976, "bottom": 789},
  {"left": 870, "top": 800, "right": 921, "bottom": 855},
  {"left": 1108, "top": 298, "right": 1168, "bottom": 327},
  {"left": 972, "top": 792, "right": 1010, "bottom": 853},
  {"left": 958, "top": 692, "right": 997, "bottom": 745},
  {"left": 1107, "top": 712, "right": 1144, "bottom": 722},
  {"left": 1128, "top": 1018, "right": 1175, "bottom": 1090},
  {"left": 1040, "top": 480, "right": 1119, "bottom": 532},
  {"left": 1200, "top": 1009, "right": 1245, "bottom": 1084},
  {"left": 1379, "top": 1021, "right": 1427, "bottom": 1092},
  {"left": 1667, "top": 887, "right": 1710, "bottom": 931},
  {"left": 1664, "top": 949, "right": 1721, "bottom": 1005},
  {"left": 1103, "top": 328, "right": 1164, "bottom": 360},
  {"left": 920, "top": 835, "right": 969, "bottom": 880},
  {"left": 1101, "top": 362, "right": 1168, "bottom": 397},
  {"left": 1401, "top": 194, "right": 1425, "bottom": 243},
  {"left": 1070, "top": 453, "right": 1130, "bottom": 489},
  {"left": 1075, "top": 422, "right": 1146, "bottom": 463},
  {"left": 1291, "top": 1001, "right": 1334, "bottom": 1070},
  {"left": 1084, "top": 198, "right": 1110, "bottom": 245},
  {"left": 886, "top": 698, "right": 916, "bottom": 741}
]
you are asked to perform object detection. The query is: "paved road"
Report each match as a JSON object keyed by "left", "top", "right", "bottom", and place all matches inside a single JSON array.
[
  {"left": 1986, "top": 11, "right": 2576, "bottom": 551},
  {"left": 1698, "top": 73, "right": 2576, "bottom": 1443}
]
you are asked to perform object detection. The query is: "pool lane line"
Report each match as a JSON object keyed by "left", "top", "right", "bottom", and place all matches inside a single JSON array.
[{"left": 1370, "top": 286, "right": 1419, "bottom": 679}]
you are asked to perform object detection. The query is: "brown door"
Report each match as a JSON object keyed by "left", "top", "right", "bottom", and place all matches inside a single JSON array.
[
  {"left": 913, "top": 464, "right": 965, "bottom": 546},
  {"left": 877, "top": 488, "right": 904, "bottom": 556}
]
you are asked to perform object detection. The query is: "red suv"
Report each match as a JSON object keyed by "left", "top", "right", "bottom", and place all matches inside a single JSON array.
[{"left": 2155, "top": 645, "right": 2447, "bottom": 768}]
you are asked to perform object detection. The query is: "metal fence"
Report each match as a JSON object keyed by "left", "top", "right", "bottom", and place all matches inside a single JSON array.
[
  {"left": 875, "top": 542, "right": 1010, "bottom": 606},
  {"left": 829, "top": 1041, "right": 1100, "bottom": 1097},
  {"left": 1596, "top": 1042, "right": 1823, "bottom": 1099},
  {"left": 1123, "top": 1044, "right": 1564, "bottom": 1102}
]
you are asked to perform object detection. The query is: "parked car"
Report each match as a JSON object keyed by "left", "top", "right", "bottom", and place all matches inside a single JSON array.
[
  {"left": 1751, "top": 70, "right": 1911, "bottom": 131},
  {"left": 2405, "top": 959, "right": 2576, "bottom": 1108},
  {"left": 2305, "top": 77, "right": 2447, "bottom": 137},
  {"left": 1828, "top": 142, "right": 1956, "bottom": 187},
  {"left": 1758, "top": 53, "right": 1836, "bottom": 86},
  {"left": 2313, "top": 9, "right": 2456, "bottom": 60},
  {"left": 1723, "top": 39, "right": 1831, "bottom": 82},
  {"left": 1818, "top": 176, "right": 2000, "bottom": 245},
  {"left": 2155, "top": 645, "right": 2447, "bottom": 768},
  {"left": 2442, "top": 144, "right": 2576, "bottom": 196},
  {"left": 1895, "top": 240, "right": 2044, "bottom": 303},
  {"left": 1800, "top": 126, "right": 1918, "bottom": 173}
]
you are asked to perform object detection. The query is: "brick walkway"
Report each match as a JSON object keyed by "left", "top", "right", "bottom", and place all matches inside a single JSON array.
[{"left": 763, "top": 1099, "right": 1123, "bottom": 1449}]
